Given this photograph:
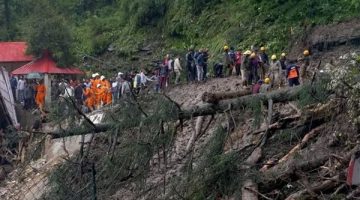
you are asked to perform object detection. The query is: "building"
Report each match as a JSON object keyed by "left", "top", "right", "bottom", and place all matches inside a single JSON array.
[{"left": 0, "top": 42, "right": 33, "bottom": 72}]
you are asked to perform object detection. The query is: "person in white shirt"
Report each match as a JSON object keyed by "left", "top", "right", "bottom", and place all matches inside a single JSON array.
[
  {"left": 121, "top": 78, "right": 131, "bottom": 99},
  {"left": 60, "top": 83, "right": 74, "bottom": 98},
  {"left": 174, "top": 55, "right": 182, "bottom": 84},
  {"left": 140, "top": 69, "right": 153, "bottom": 86},
  {"left": 17, "top": 76, "right": 26, "bottom": 103}
]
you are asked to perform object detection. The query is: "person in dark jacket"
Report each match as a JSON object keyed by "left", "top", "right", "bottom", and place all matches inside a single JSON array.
[
  {"left": 185, "top": 48, "right": 196, "bottom": 82},
  {"left": 196, "top": 49, "right": 205, "bottom": 81},
  {"left": 259, "top": 46, "right": 269, "bottom": 80},
  {"left": 202, "top": 48, "right": 209, "bottom": 80},
  {"left": 213, "top": 63, "right": 224, "bottom": 78},
  {"left": 74, "top": 81, "right": 84, "bottom": 106},
  {"left": 24, "top": 82, "right": 34, "bottom": 110},
  {"left": 10, "top": 76, "right": 17, "bottom": 101},
  {"left": 249, "top": 53, "right": 260, "bottom": 84},
  {"left": 159, "top": 64, "right": 168, "bottom": 90}
]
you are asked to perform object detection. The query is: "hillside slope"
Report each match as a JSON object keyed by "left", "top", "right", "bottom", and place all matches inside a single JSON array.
[{"left": 1, "top": 0, "right": 360, "bottom": 69}]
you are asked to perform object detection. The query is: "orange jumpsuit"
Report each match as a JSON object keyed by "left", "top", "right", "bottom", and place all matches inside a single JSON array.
[
  {"left": 35, "top": 84, "right": 46, "bottom": 107},
  {"left": 92, "top": 79, "right": 102, "bottom": 107},
  {"left": 84, "top": 87, "right": 95, "bottom": 110},
  {"left": 101, "top": 80, "right": 112, "bottom": 105}
]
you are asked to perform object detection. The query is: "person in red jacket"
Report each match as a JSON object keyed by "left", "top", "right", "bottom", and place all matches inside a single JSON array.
[{"left": 235, "top": 49, "right": 242, "bottom": 76}]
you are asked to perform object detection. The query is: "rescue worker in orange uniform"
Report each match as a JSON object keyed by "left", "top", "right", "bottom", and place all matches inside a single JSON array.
[
  {"left": 35, "top": 79, "right": 46, "bottom": 115},
  {"left": 92, "top": 73, "right": 101, "bottom": 109},
  {"left": 100, "top": 75, "right": 112, "bottom": 105},
  {"left": 286, "top": 59, "right": 300, "bottom": 87},
  {"left": 84, "top": 86, "right": 95, "bottom": 112},
  {"left": 95, "top": 83, "right": 104, "bottom": 109}
]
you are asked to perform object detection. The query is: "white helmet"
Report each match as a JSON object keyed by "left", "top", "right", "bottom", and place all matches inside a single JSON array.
[
  {"left": 92, "top": 74, "right": 96, "bottom": 78},
  {"left": 97, "top": 84, "right": 101, "bottom": 88},
  {"left": 100, "top": 75, "right": 105, "bottom": 80}
]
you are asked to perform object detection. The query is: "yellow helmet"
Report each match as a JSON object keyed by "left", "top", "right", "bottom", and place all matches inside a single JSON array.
[
  {"left": 260, "top": 46, "right": 266, "bottom": 51},
  {"left": 224, "top": 45, "right": 229, "bottom": 51},
  {"left": 281, "top": 53, "right": 286, "bottom": 57},
  {"left": 303, "top": 50, "right": 310, "bottom": 56},
  {"left": 244, "top": 50, "right": 252, "bottom": 55},
  {"left": 250, "top": 52, "right": 256, "bottom": 58},
  {"left": 264, "top": 78, "right": 271, "bottom": 84},
  {"left": 271, "top": 54, "right": 277, "bottom": 60}
]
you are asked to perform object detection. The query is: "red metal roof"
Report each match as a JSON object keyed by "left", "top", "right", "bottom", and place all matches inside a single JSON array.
[
  {"left": 12, "top": 51, "right": 84, "bottom": 75},
  {"left": 0, "top": 42, "right": 33, "bottom": 62}
]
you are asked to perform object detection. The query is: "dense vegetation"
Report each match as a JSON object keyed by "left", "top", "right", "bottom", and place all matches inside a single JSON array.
[{"left": 1, "top": 0, "right": 360, "bottom": 65}]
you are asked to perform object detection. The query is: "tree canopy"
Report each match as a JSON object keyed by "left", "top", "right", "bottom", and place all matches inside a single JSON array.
[{"left": 24, "top": 0, "right": 75, "bottom": 66}]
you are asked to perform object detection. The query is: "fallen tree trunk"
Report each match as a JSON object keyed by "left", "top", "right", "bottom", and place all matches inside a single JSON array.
[
  {"left": 179, "top": 85, "right": 304, "bottom": 119},
  {"left": 260, "top": 125, "right": 325, "bottom": 172},
  {"left": 51, "top": 86, "right": 306, "bottom": 138},
  {"left": 201, "top": 89, "right": 251, "bottom": 104}
]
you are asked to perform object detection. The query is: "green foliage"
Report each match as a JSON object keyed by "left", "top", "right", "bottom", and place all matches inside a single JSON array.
[
  {"left": 42, "top": 94, "right": 180, "bottom": 199},
  {"left": 24, "top": 0, "right": 76, "bottom": 66},
  {"left": 297, "top": 77, "right": 332, "bottom": 108},
  {"left": 247, "top": 97, "right": 263, "bottom": 128},
  {"left": 0, "top": 0, "right": 359, "bottom": 65},
  {"left": 169, "top": 127, "right": 242, "bottom": 199}
]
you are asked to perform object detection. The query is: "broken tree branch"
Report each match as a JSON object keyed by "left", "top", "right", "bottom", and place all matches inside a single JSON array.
[{"left": 260, "top": 125, "right": 325, "bottom": 172}]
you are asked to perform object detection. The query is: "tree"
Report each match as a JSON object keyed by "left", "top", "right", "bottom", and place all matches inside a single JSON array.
[{"left": 24, "top": 0, "right": 75, "bottom": 66}]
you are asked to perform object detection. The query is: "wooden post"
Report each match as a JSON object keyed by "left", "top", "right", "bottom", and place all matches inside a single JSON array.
[{"left": 44, "top": 73, "right": 51, "bottom": 106}]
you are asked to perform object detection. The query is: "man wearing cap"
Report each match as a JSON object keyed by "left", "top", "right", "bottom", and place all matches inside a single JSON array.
[{"left": 241, "top": 50, "right": 252, "bottom": 86}]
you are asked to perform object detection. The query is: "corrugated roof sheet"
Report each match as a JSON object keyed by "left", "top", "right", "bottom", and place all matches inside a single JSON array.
[
  {"left": 12, "top": 51, "right": 84, "bottom": 75},
  {"left": 0, "top": 42, "right": 33, "bottom": 62}
]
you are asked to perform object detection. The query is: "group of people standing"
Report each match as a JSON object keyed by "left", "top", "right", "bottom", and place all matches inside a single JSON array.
[
  {"left": 185, "top": 45, "right": 311, "bottom": 90},
  {"left": 10, "top": 76, "right": 46, "bottom": 115},
  {"left": 10, "top": 45, "right": 311, "bottom": 115}
]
